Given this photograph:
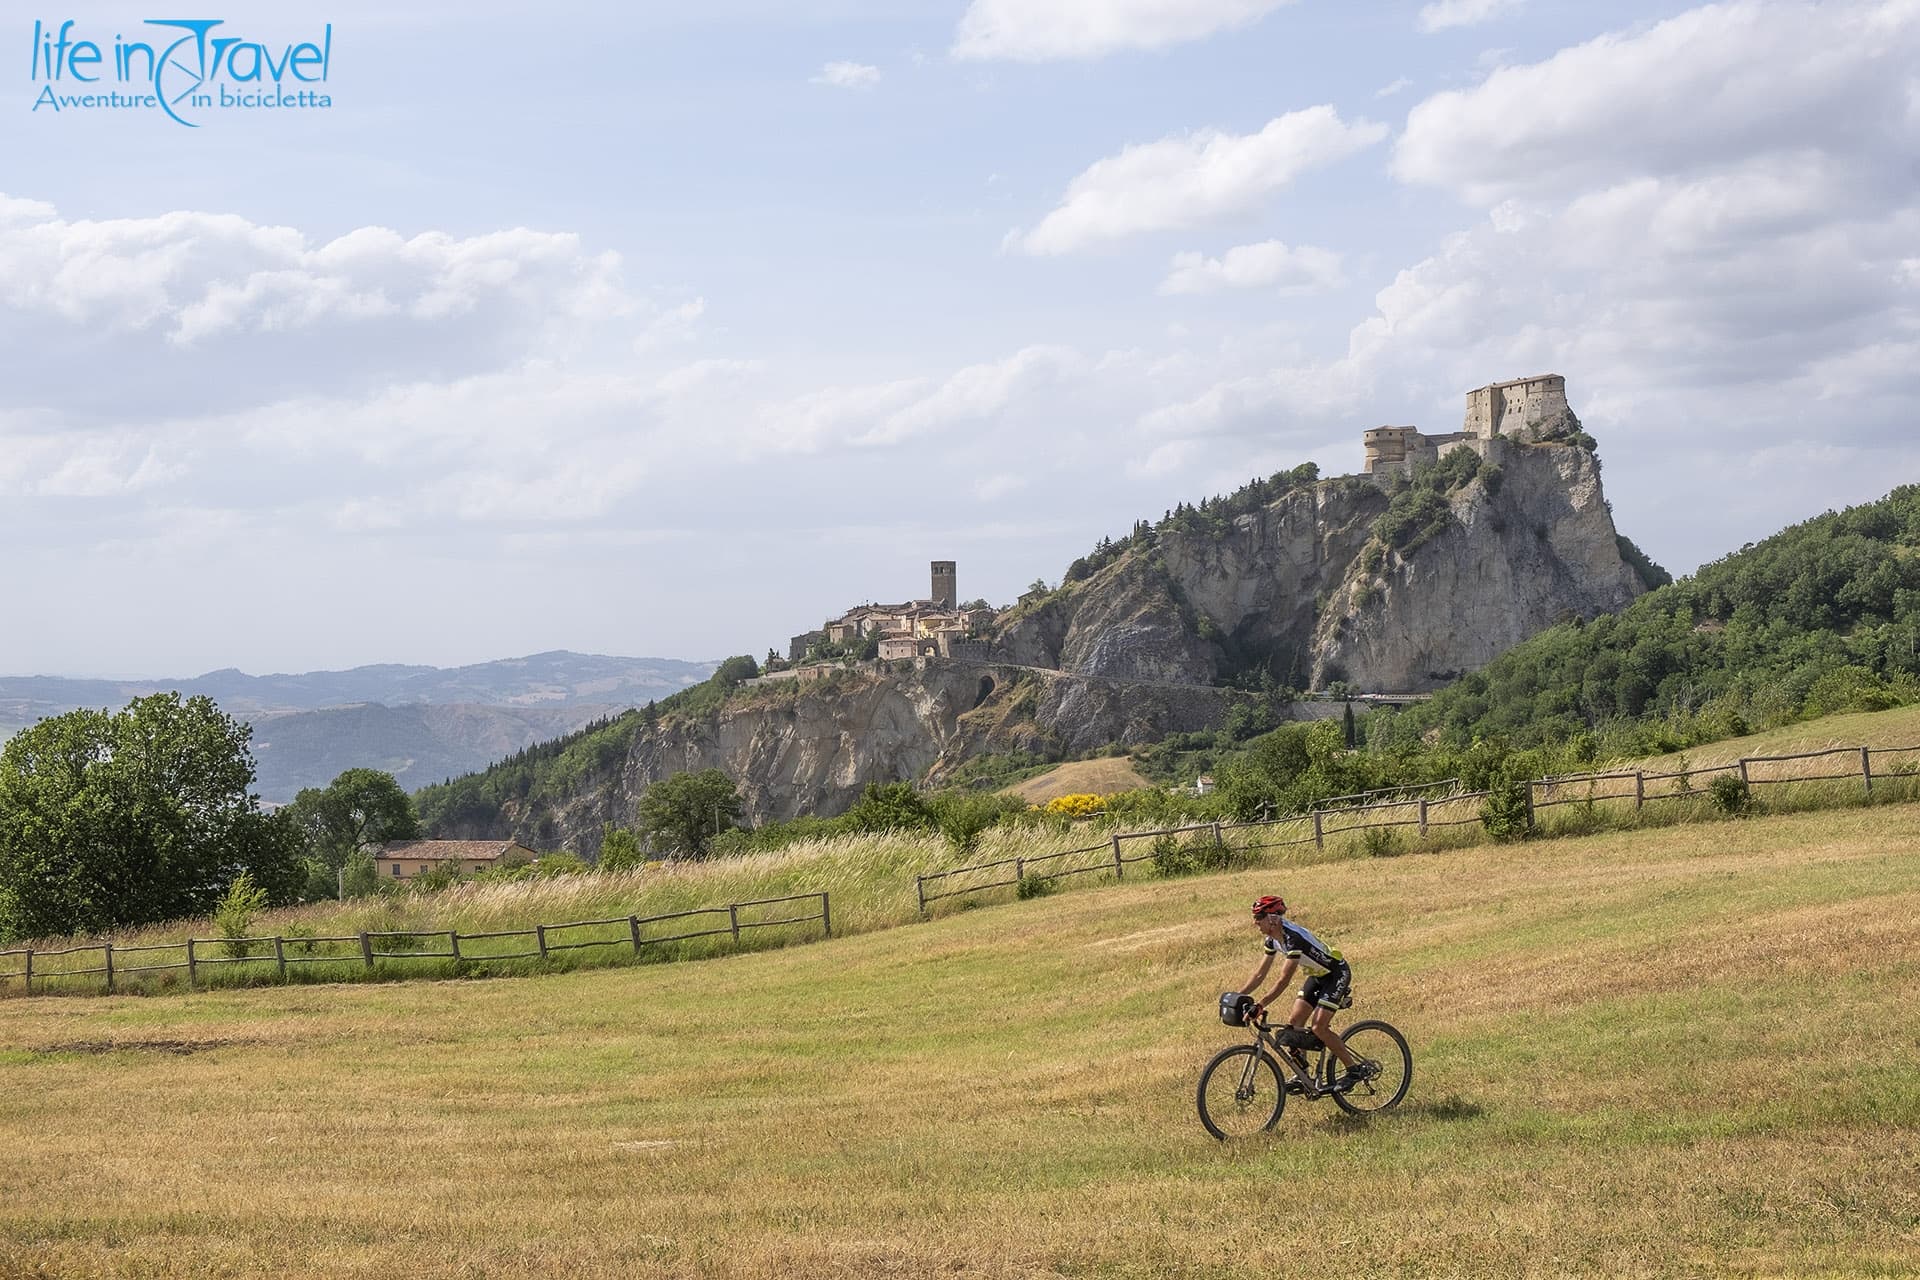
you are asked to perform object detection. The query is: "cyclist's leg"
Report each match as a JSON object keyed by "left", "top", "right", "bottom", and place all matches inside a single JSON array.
[{"left": 1310, "top": 967, "right": 1360, "bottom": 1068}]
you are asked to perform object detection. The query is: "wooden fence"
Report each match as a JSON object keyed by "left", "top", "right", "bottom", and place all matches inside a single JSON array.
[
  {"left": 916, "top": 741, "right": 1920, "bottom": 912},
  {"left": 0, "top": 892, "right": 830, "bottom": 999}
]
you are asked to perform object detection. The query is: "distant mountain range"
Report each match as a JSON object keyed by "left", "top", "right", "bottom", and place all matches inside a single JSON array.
[{"left": 0, "top": 651, "right": 716, "bottom": 803}]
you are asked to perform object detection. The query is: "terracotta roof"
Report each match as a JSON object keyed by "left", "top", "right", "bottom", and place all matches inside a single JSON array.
[{"left": 375, "top": 840, "right": 527, "bottom": 862}]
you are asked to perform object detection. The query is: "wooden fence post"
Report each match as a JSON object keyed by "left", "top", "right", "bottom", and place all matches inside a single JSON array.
[
  {"left": 1212, "top": 821, "right": 1223, "bottom": 847},
  {"left": 1417, "top": 800, "right": 1428, "bottom": 837},
  {"left": 1635, "top": 771, "right": 1645, "bottom": 811},
  {"left": 103, "top": 943, "right": 114, "bottom": 995},
  {"left": 187, "top": 938, "right": 198, "bottom": 988},
  {"left": 1015, "top": 857, "right": 1025, "bottom": 885},
  {"left": 359, "top": 933, "right": 373, "bottom": 970},
  {"left": 1524, "top": 783, "right": 1536, "bottom": 830},
  {"left": 274, "top": 936, "right": 286, "bottom": 981},
  {"left": 915, "top": 877, "right": 927, "bottom": 916},
  {"left": 22, "top": 948, "right": 31, "bottom": 995},
  {"left": 1738, "top": 758, "right": 1750, "bottom": 784},
  {"left": 1312, "top": 811, "right": 1324, "bottom": 850},
  {"left": 629, "top": 915, "right": 643, "bottom": 953},
  {"left": 820, "top": 892, "right": 832, "bottom": 937},
  {"left": 1111, "top": 834, "right": 1124, "bottom": 880},
  {"left": 727, "top": 906, "right": 739, "bottom": 943},
  {"left": 1861, "top": 747, "right": 1873, "bottom": 795},
  {"left": 448, "top": 933, "right": 461, "bottom": 962},
  {"left": 535, "top": 925, "right": 548, "bottom": 959}
]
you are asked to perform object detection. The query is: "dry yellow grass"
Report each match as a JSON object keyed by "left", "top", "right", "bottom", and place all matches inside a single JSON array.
[
  {"left": 1631, "top": 703, "right": 1920, "bottom": 774},
  {"left": 1002, "top": 757, "right": 1152, "bottom": 804},
  {"left": 2, "top": 805, "right": 1918, "bottom": 1278}
]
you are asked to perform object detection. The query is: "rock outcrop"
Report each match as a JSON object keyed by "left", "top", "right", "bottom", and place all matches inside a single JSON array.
[
  {"left": 996, "top": 436, "right": 1644, "bottom": 693},
  {"left": 471, "top": 664, "right": 1253, "bottom": 853}
]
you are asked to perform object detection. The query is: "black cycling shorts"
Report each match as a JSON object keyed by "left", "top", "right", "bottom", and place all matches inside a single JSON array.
[{"left": 1299, "top": 963, "right": 1352, "bottom": 1011}]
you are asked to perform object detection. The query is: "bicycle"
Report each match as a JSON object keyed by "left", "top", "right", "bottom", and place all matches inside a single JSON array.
[{"left": 1196, "top": 992, "right": 1413, "bottom": 1140}]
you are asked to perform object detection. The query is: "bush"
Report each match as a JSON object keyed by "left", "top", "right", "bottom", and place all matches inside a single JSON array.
[
  {"left": 1360, "top": 826, "right": 1405, "bottom": 858},
  {"left": 1015, "top": 873, "right": 1057, "bottom": 900},
  {"left": 1479, "top": 782, "right": 1531, "bottom": 842},
  {"left": 1149, "top": 829, "right": 1246, "bottom": 878},
  {"left": 214, "top": 872, "right": 270, "bottom": 957},
  {"left": 1042, "top": 793, "right": 1107, "bottom": 820},
  {"left": 598, "top": 825, "right": 645, "bottom": 872},
  {"left": 1708, "top": 774, "right": 1755, "bottom": 816}
]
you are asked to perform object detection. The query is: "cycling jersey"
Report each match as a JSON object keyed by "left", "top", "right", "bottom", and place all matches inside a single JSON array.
[{"left": 1262, "top": 920, "right": 1344, "bottom": 976}]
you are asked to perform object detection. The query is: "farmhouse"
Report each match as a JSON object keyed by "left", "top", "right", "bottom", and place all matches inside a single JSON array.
[{"left": 374, "top": 839, "right": 536, "bottom": 880}]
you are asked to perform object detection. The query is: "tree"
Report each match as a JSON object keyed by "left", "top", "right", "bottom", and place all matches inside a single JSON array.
[
  {"left": 842, "top": 782, "right": 936, "bottom": 834},
  {"left": 713, "top": 655, "right": 760, "bottom": 688},
  {"left": 0, "top": 694, "right": 302, "bottom": 940},
  {"left": 283, "top": 768, "right": 422, "bottom": 899},
  {"left": 635, "top": 769, "right": 743, "bottom": 857},
  {"left": 598, "top": 823, "right": 644, "bottom": 872}
]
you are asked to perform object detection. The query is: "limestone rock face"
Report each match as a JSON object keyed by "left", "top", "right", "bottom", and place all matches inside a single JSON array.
[
  {"left": 996, "top": 439, "right": 1644, "bottom": 693},
  {"left": 492, "top": 663, "right": 1247, "bottom": 851},
  {"left": 1309, "top": 440, "right": 1641, "bottom": 688}
]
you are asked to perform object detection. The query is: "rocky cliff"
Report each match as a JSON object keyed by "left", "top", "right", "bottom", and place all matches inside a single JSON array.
[
  {"left": 996, "top": 436, "right": 1645, "bottom": 692},
  {"left": 456, "top": 663, "right": 1253, "bottom": 853}
]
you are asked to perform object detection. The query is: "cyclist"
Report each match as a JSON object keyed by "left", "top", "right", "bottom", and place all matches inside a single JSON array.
[{"left": 1237, "top": 895, "right": 1375, "bottom": 1091}]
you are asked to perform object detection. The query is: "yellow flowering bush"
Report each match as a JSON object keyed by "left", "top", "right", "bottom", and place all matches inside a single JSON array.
[{"left": 1041, "top": 793, "right": 1107, "bottom": 819}]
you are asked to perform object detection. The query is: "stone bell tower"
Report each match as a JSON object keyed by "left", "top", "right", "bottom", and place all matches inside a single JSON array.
[{"left": 930, "top": 560, "right": 957, "bottom": 610}]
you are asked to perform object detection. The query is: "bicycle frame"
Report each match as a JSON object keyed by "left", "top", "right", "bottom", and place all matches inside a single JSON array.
[{"left": 1244, "top": 1020, "right": 1336, "bottom": 1098}]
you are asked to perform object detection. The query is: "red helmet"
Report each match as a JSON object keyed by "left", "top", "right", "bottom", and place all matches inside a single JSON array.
[{"left": 1251, "top": 895, "right": 1286, "bottom": 919}]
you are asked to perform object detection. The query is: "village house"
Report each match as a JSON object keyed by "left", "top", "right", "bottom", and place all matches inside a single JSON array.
[
  {"left": 374, "top": 839, "right": 537, "bottom": 880},
  {"left": 788, "top": 561, "right": 994, "bottom": 665}
]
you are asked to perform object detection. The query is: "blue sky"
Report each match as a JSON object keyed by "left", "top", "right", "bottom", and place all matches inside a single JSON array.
[{"left": 5, "top": 0, "right": 1917, "bottom": 675}]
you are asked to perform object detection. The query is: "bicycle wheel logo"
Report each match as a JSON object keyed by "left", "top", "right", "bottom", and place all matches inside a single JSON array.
[{"left": 150, "top": 19, "right": 221, "bottom": 128}]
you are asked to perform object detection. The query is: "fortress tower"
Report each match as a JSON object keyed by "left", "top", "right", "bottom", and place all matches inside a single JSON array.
[
  {"left": 1463, "top": 374, "right": 1568, "bottom": 440},
  {"left": 930, "top": 560, "right": 957, "bottom": 610}
]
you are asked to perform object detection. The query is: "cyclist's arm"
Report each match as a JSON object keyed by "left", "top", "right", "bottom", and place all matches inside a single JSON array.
[
  {"left": 1257, "top": 957, "right": 1299, "bottom": 1009},
  {"left": 1241, "top": 954, "right": 1273, "bottom": 996}
]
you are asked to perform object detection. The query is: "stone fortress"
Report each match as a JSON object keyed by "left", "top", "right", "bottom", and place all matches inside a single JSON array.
[
  {"left": 1362, "top": 374, "right": 1574, "bottom": 482},
  {"left": 786, "top": 561, "right": 995, "bottom": 667}
]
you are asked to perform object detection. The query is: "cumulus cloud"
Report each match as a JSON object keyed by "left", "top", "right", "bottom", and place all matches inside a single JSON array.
[
  {"left": 952, "top": 0, "right": 1295, "bottom": 61},
  {"left": 1160, "top": 240, "right": 1345, "bottom": 295},
  {"left": 0, "top": 198, "right": 638, "bottom": 419},
  {"left": 1395, "top": 0, "right": 1920, "bottom": 202},
  {"left": 1011, "top": 107, "right": 1386, "bottom": 255},
  {"left": 1416, "top": 0, "right": 1527, "bottom": 32},
  {"left": 811, "top": 61, "right": 880, "bottom": 89}
]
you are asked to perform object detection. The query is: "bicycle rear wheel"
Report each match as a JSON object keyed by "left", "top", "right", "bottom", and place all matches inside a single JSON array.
[
  {"left": 1329, "top": 1019, "right": 1412, "bottom": 1115},
  {"left": 1196, "top": 1044, "right": 1286, "bottom": 1140}
]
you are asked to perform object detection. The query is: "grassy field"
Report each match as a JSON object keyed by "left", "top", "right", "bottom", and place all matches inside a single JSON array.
[
  {"left": 1630, "top": 703, "right": 1920, "bottom": 773},
  {"left": 1002, "top": 757, "right": 1153, "bottom": 804},
  {"left": 3, "top": 805, "right": 1917, "bottom": 1278}
]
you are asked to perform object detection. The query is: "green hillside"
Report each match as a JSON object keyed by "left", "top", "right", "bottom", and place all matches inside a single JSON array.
[
  {"left": 3, "top": 806, "right": 1914, "bottom": 1278},
  {"left": 1375, "top": 485, "right": 1920, "bottom": 754}
]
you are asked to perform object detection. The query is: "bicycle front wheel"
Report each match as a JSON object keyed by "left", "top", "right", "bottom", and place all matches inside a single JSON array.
[
  {"left": 1197, "top": 1044, "right": 1286, "bottom": 1140},
  {"left": 1330, "top": 1019, "right": 1413, "bottom": 1115}
]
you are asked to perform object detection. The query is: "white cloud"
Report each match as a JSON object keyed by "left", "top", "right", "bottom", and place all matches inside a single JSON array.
[
  {"left": 1395, "top": 0, "right": 1920, "bottom": 202},
  {"left": 1417, "top": 0, "right": 1527, "bottom": 33},
  {"left": 811, "top": 61, "right": 880, "bottom": 89},
  {"left": 1160, "top": 240, "right": 1345, "bottom": 295},
  {"left": 1011, "top": 107, "right": 1387, "bottom": 255},
  {"left": 1375, "top": 77, "right": 1414, "bottom": 98},
  {"left": 952, "top": 0, "right": 1295, "bottom": 61}
]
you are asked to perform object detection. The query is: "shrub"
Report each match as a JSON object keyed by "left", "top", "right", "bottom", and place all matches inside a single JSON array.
[
  {"left": 1015, "top": 873, "right": 1057, "bottom": 900},
  {"left": 1708, "top": 774, "right": 1755, "bottom": 816},
  {"left": 1042, "top": 793, "right": 1107, "bottom": 820},
  {"left": 1149, "top": 830, "right": 1246, "bottom": 878},
  {"left": 1479, "top": 782, "right": 1531, "bottom": 842},
  {"left": 214, "top": 872, "right": 270, "bottom": 957},
  {"left": 1360, "top": 826, "right": 1404, "bottom": 858},
  {"left": 598, "top": 825, "right": 645, "bottom": 872}
]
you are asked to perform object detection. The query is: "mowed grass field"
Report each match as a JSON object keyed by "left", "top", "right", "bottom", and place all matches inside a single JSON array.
[
  {"left": 3, "top": 807, "right": 1918, "bottom": 1279},
  {"left": 1002, "top": 757, "right": 1153, "bottom": 804}
]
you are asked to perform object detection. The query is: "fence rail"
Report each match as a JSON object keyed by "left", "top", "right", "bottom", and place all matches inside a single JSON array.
[
  {"left": 914, "top": 740, "right": 1920, "bottom": 913},
  {"left": 0, "top": 892, "right": 831, "bottom": 1000}
]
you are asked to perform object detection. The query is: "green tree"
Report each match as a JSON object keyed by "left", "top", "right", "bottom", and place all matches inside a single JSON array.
[
  {"left": 283, "top": 768, "right": 422, "bottom": 900},
  {"left": 635, "top": 769, "right": 743, "bottom": 858},
  {"left": 842, "top": 782, "right": 937, "bottom": 834},
  {"left": 598, "top": 824, "right": 644, "bottom": 872},
  {"left": 0, "top": 694, "right": 301, "bottom": 939}
]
